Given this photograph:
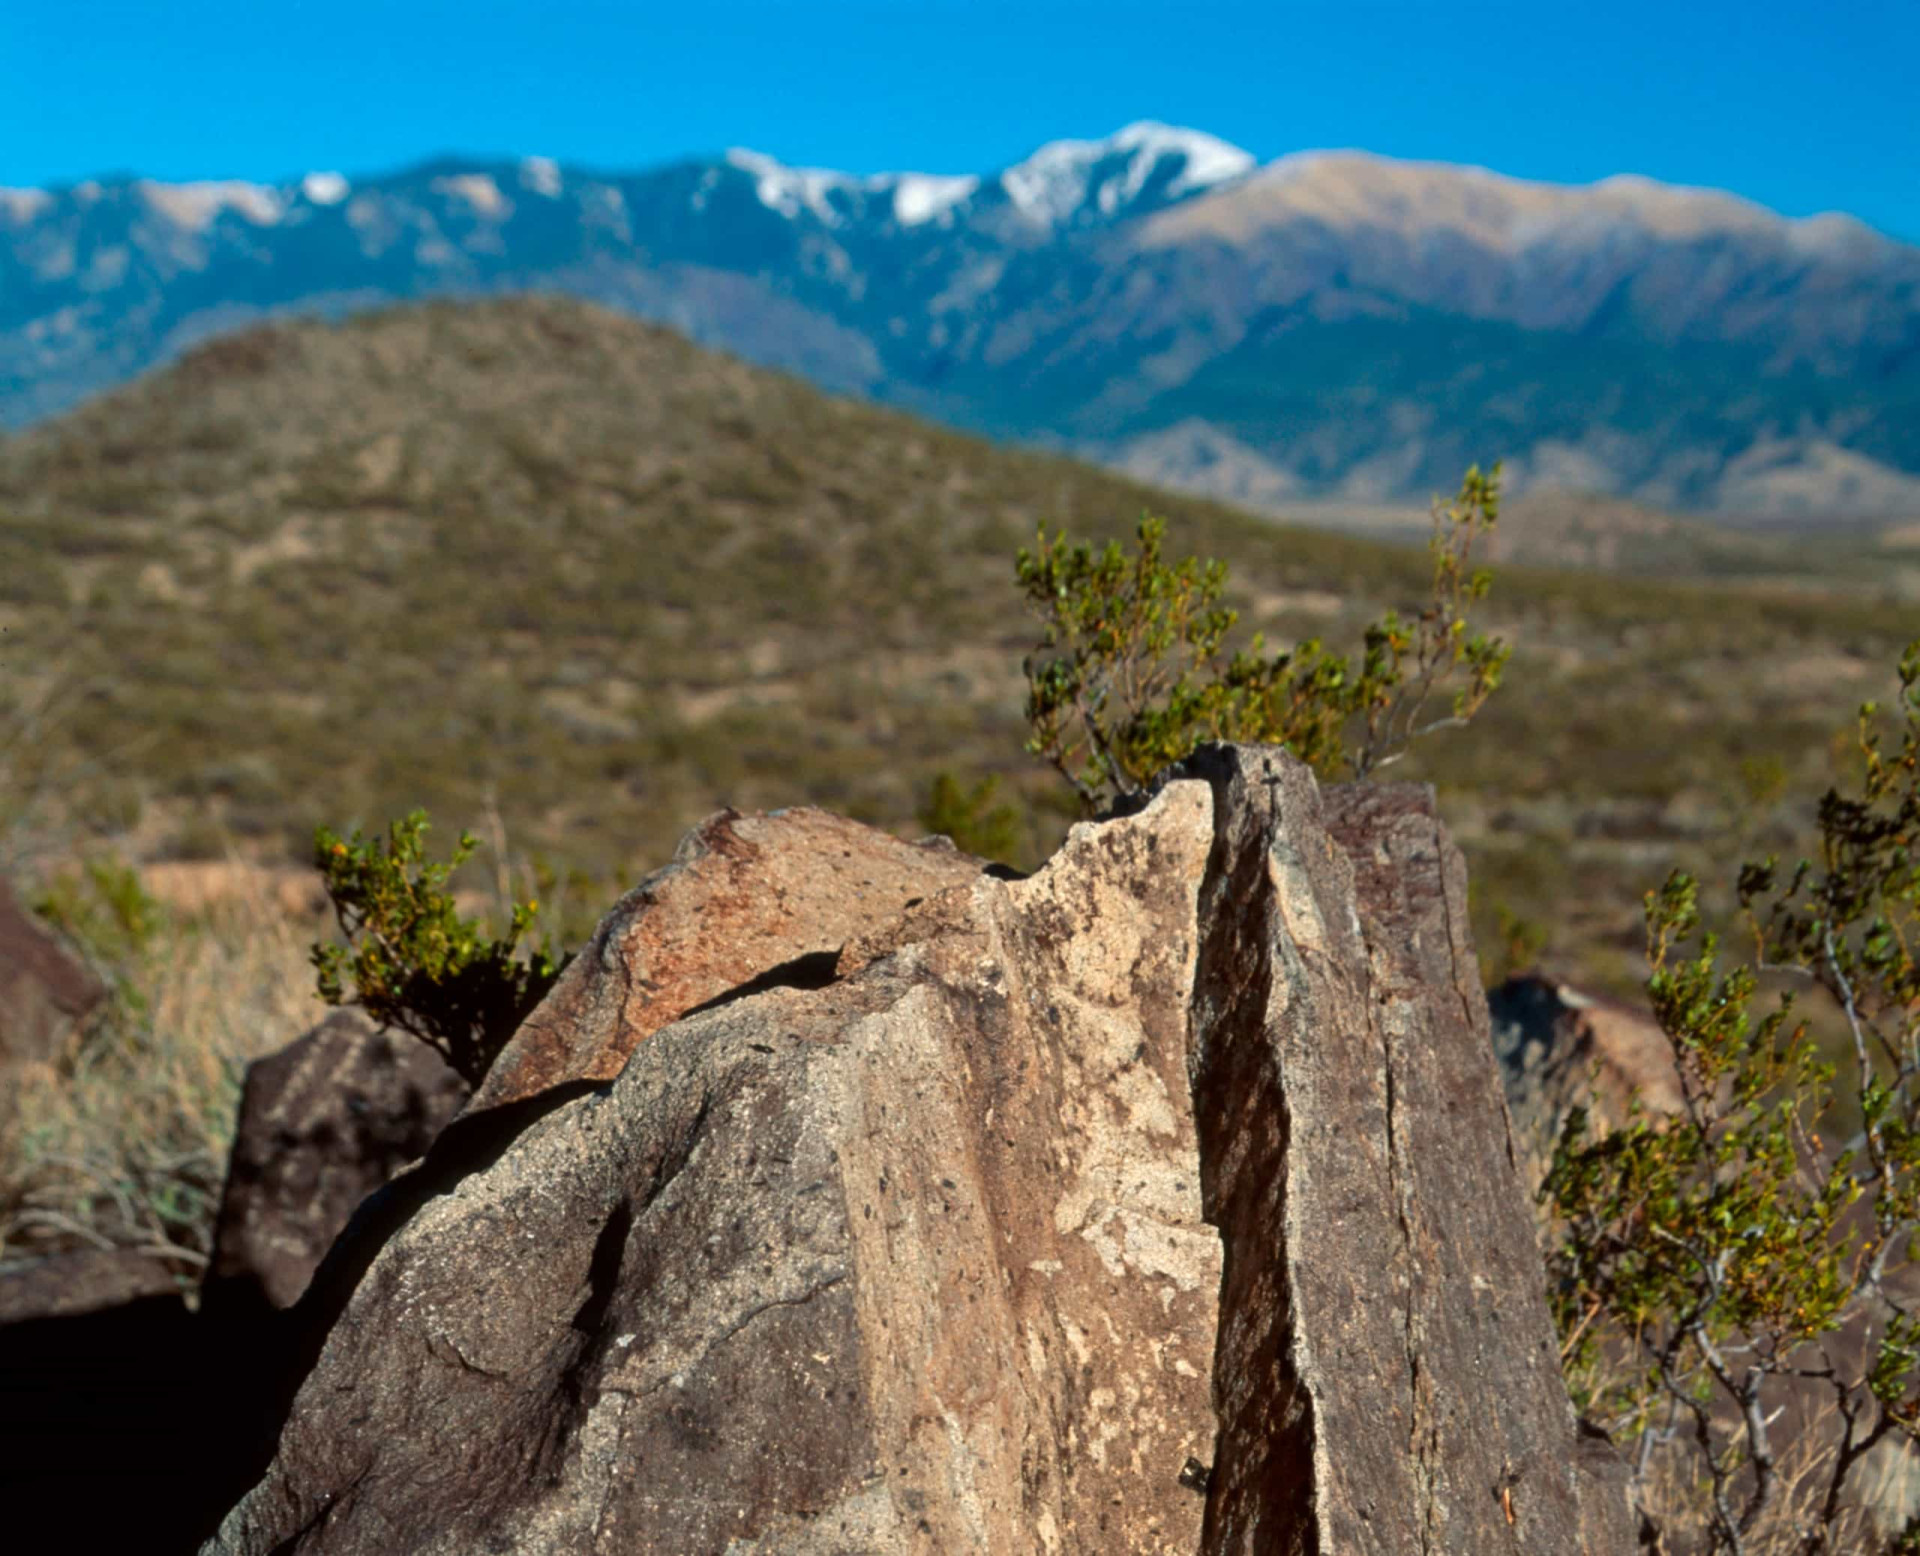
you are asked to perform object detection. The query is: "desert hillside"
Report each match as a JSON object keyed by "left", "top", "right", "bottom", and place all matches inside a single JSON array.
[{"left": 1, "top": 293, "right": 1913, "bottom": 990}]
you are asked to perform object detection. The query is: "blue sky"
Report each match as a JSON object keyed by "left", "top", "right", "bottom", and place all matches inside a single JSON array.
[{"left": 5, "top": 0, "right": 1916, "bottom": 241}]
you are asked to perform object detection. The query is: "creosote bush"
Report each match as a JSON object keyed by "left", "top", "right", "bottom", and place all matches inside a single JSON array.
[
  {"left": 1545, "top": 640, "right": 1920, "bottom": 1554},
  {"left": 1017, "top": 463, "right": 1509, "bottom": 809},
  {"left": 311, "top": 810, "right": 569, "bottom": 1087}
]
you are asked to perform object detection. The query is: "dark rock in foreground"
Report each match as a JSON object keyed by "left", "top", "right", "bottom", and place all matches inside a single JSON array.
[
  {"left": 201, "top": 1010, "right": 469, "bottom": 1314},
  {"left": 1184, "top": 754, "right": 1632, "bottom": 1552}
]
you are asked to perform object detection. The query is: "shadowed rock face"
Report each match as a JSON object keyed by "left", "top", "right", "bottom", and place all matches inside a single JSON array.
[
  {"left": 200, "top": 1011, "right": 470, "bottom": 1314},
  {"left": 1487, "top": 973, "right": 1685, "bottom": 1194},
  {"left": 202, "top": 749, "right": 1635, "bottom": 1556}
]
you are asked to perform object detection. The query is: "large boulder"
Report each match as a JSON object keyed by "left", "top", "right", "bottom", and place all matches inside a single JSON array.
[
  {"left": 0, "top": 874, "right": 105, "bottom": 1095},
  {"left": 207, "top": 784, "right": 1221, "bottom": 1554},
  {"left": 200, "top": 1011, "right": 469, "bottom": 1314},
  {"left": 204, "top": 749, "right": 1635, "bottom": 1555}
]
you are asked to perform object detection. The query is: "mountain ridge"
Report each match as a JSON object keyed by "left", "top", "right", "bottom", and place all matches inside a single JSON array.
[{"left": 4, "top": 124, "right": 1917, "bottom": 516}]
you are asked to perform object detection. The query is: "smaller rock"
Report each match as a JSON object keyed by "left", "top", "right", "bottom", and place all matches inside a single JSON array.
[
  {"left": 0, "top": 876, "right": 106, "bottom": 1092},
  {"left": 200, "top": 1010, "right": 469, "bottom": 1313},
  {"left": 0, "top": 1248, "right": 180, "bottom": 1325},
  {"left": 1488, "top": 972, "right": 1684, "bottom": 1192}
]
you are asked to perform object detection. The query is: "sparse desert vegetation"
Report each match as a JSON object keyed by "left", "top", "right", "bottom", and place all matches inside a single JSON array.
[
  {"left": 2, "top": 297, "right": 1912, "bottom": 1253},
  {"left": 0, "top": 854, "right": 329, "bottom": 1283}
]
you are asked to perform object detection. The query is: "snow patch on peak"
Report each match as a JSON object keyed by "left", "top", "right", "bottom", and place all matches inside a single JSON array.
[
  {"left": 139, "top": 180, "right": 284, "bottom": 231},
  {"left": 1000, "top": 120, "right": 1254, "bottom": 225},
  {"left": 726, "top": 148, "right": 852, "bottom": 225},
  {"left": 520, "top": 156, "right": 562, "bottom": 198},
  {"left": 434, "top": 172, "right": 511, "bottom": 219},
  {"left": 1109, "top": 121, "right": 1255, "bottom": 195},
  {"left": 892, "top": 173, "right": 978, "bottom": 227},
  {"left": 302, "top": 171, "right": 350, "bottom": 206},
  {"left": 0, "top": 187, "right": 50, "bottom": 223}
]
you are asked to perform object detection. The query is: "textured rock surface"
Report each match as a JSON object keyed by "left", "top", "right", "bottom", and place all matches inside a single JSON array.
[
  {"left": 467, "top": 806, "right": 983, "bottom": 1113},
  {"left": 201, "top": 1011, "right": 469, "bottom": 1313},
  {"left": 204, "top": 750, "right": 1634, "bottom": 1555},
  {"left": 1179, "top": 748, "right": 1634, "bottom": 1554},
  {"left": 0, "top": 875, "right": 105, "bottom": 1094},
  {"left": 1487, "top": 973, "right": 1684, "bottom": 1193}
]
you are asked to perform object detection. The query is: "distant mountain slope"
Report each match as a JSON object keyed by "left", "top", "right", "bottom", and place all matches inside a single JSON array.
[{"left": 3, "top": 125, "right": 1918, "bottom": 515}]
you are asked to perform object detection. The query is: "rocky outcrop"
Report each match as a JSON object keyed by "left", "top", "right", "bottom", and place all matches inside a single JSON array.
[
  {"left": 1487, "top": 972, "right": 1685, "bottom": 1193},
  {"left": 0, "top": 875, "right": 105, "bottom": 1097},
  {"left": 200, "top": 1011, "right": 469, "bottom": 1314},
  {"left": 207, "top": 784, "right": 1221, "bottom": 1554},
  {"left": 203, "top": 748, "right": 1634, "bottom": 1555},
  {"left": 467, "top": 806, "right": 984, "bottom": 1113}
]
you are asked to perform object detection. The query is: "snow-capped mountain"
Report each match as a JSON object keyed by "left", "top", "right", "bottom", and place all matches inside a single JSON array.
[
  {"left": 992, "top": 121, "right": 1255, "bottom": 228},
  {"left": 3, "top": 124, "right": 1917, "bottom": 515}
]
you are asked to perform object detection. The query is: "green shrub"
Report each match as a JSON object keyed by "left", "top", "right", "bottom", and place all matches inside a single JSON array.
[
  {"left": 35, "top": 857, "right": 163, "bottom": 1006},
  {"left": 311, "top": 809, "right": 569, "bottom": 1087},
  {"left": 1490, "top": 901, "right": 1550, "bottom": 983},
  {"left": 918, "top": 771, "right": 1022, "bottom": 864},
  {"left": 1544, "top": 640, "right": 1920, "bottom": 1552},
  {"left": 1016, "top": 463, "right": 1508, "bottom": 809}
]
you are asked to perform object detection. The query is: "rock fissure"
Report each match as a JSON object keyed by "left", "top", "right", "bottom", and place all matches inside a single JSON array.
[
  {"left": 706, "top": 1270, "right": 849, "bottom": 1364},
  {"left": 639, "top": 1088, "right": 712, "bottom": 1215}
]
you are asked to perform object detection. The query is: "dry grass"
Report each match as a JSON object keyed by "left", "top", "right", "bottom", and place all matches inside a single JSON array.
[{"left": 0, "top": 853, "right": 329, "bottom": 1282}]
